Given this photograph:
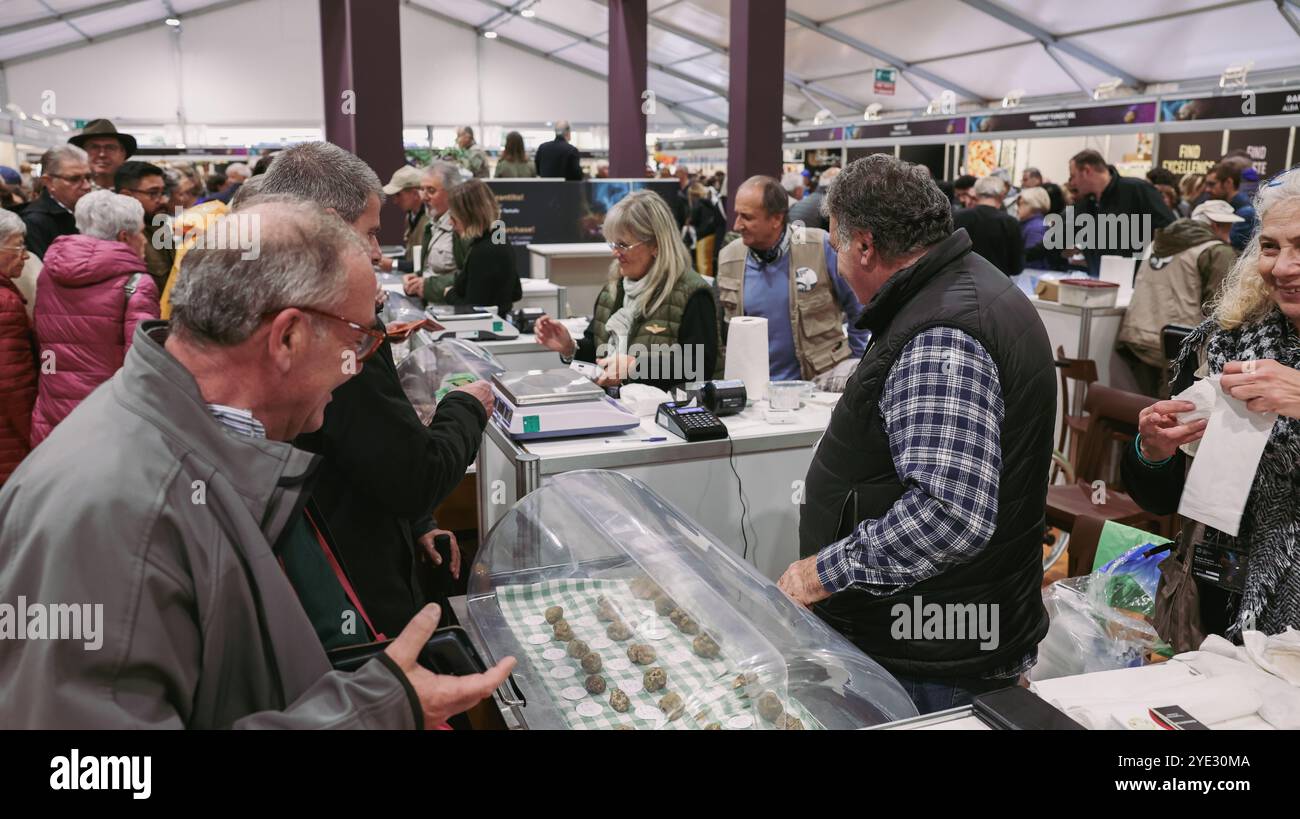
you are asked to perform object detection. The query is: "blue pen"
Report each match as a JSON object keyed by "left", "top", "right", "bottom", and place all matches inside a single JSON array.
[{"left": 603, "top": 436, "right": 667, "bottom": 443}]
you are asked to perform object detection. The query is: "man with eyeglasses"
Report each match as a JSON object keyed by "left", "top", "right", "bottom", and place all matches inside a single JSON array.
[
  {"left": 116, "top": 160, "right": 175, "bottom": 295},
  {"left": 0, "top": 198, "right": 514, "bottom": 728},
  {"left": 259, "top": 142, "right": 494, "bottom": 665},
  {"left": 402, "top": 161, "right": 463, "bottom": 302},
  {"left": 68, "top": 118, "right": 136, "bottom": 192},
  {"left": 21, "top": 145, "right": 91, "bottom": 260}
]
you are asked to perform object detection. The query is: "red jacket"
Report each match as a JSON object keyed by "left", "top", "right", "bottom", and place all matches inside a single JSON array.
[
  {"left": 0, "top": 277, "right": 37, "bottom": 484},
  {"left": 31, "top": 234, "right": 158, "bottom": 446}
]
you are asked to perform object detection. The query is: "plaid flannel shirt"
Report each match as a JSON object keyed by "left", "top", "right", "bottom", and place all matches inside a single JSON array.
[{"left": 814, "top": 326, "right": 1035, "bottom": 679}]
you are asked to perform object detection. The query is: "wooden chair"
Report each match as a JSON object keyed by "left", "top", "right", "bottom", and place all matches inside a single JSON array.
[
  {"left": 1046, "top": 383, "right": 1173, "bottom": 542},
  {"left": 1052, "top": 345, "right": 1098, "bottom": 483}
]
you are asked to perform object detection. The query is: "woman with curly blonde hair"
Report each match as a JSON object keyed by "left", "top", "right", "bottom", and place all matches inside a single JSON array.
[{"left": 1122, "top": 167, "right": 1300, "bottom": 645}]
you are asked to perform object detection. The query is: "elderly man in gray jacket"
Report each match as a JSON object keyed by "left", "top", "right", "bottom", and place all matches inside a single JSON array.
[{"left": 0, "top": 198, "right": 513, "bottom": 728}]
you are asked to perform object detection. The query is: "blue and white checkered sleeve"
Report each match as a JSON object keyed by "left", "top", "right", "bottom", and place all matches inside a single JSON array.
[{"left": 816, "top": 326, "right": 1005, "bottom": 595}]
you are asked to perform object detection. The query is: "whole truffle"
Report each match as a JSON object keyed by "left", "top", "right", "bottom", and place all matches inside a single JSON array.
[
  {"left": 653, "top": 595, "right": 676, "bottom": 616},
  {"left": 778, "top": 713, "right": 805, "bottom": 731},
  {"left": 669, "top": 609, "right": 699, "bottom": 635},
  {"left": 627, "top": 644, "right": 657, "bottom": 665},
  {"left": 585, "top": 674, "right": 607, "bottom": 695},
  {"left": 659, "top": 692, "right": 684, "bottom": 720},
  {"left": 606, "top": 620, "right": 632, "bottom": 641},
  {"left": 629, "top": 577, "right": 659, "bottom": 600},
  {"left": 756, "top": 690, "right": 784, "bottom": 723},
  {"left": 543, "top": 605, "right": 563, "bottom": 624},
  {"left": 580, "top": 652, "right": 603, "bottom": 674},
  {"left": 553, "top": 621, "right": 573, "bottom": 641},
  {"left": 567, "top": 639, "right": 589, "bottom": 658},
  {"left": 692, "top": 633, "right": 720, "bottom": 659},
  {"left": 596, "top": 597, "right": 619, "bottom": 623},
  {"left": 609, "top": 688, "right": 631, "bottom": 713},
  {"left": 643, "top": 666, "right": 668, "bottom": 692},
  {"left": 704, "top": 722, "right": 723, "bottom": 730}
]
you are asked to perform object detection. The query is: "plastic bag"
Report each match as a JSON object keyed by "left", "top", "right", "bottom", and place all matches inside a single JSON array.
[{"left": 1028, "top": 542, "right": 1169, "bottom": 682}]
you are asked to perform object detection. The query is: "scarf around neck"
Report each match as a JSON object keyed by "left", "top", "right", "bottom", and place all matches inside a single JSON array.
[
  {"left": 749, "top": 224, "right": 791, "bottom": 267},
  {"left": 603, "top": 273, "right": 650, "bottom": 356},
  {"left": 1175, "top": 308, "right": 1300, "bottom": 638}
]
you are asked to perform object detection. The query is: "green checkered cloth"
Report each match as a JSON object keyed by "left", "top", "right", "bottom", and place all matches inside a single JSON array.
[{"left": 496, "top": 578, "right": 821, "bottom": 730}]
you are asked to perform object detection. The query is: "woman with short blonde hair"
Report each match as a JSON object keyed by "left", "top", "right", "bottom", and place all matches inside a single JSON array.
[{"left": 533, "top": 189, "right": 721, "bottom": 389}]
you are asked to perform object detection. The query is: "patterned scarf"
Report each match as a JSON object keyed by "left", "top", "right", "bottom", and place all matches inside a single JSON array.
[
  {"left": 748, "top": 224, "right": 792, "bottom": 267},
  {"left": 1174, "top": 308, "right": 1300, "bottom": 638}
]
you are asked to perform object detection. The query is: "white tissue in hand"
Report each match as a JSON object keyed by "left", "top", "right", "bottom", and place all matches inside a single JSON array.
[
  {"left": 1171, "top": 375, "right": 1218, "bottom": 425},
  {"left": 1176, "top": 374, "right": 1275, "bottom": 537}
]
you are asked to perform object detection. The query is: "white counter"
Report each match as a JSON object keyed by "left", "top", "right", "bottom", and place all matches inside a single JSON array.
[
  {"left": 476, "top": 392, "right": 839, "bottom": 582},
  {"left": 528, "top": 243, "right": 613, "bottom": 318}
]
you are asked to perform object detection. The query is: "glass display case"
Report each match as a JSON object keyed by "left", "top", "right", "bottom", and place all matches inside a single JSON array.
[
  {"left": 376, "top": 271, "right": 427, "bottom": 326},
  {"left": 466, "top": 470, "right": 918, "bottom": 730},
  {"left": 396, "top": 338, "right": 505, "bottom": 425}
]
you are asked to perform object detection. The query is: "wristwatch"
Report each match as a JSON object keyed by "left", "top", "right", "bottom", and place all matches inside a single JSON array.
[{"left": 559, "top": 340, "right": 577, "bottom": 365}]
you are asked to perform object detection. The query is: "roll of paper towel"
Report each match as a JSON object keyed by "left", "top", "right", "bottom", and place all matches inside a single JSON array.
[{"left": 724, "top": 316, "right": 770, "bottom": 401}]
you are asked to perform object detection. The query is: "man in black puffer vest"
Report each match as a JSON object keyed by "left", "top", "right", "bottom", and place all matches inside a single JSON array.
[{"left": 777, "top": 155, "right": 1055, "bottom": 714}]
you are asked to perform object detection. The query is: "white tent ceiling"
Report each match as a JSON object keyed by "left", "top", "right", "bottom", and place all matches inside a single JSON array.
[{"left": 2, "top": 0, "right": 1298, "bottom": 128}]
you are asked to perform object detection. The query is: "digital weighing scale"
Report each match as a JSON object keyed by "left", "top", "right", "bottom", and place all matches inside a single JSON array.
[
  {"left": 426, "top": 305, "right": 521, "bottom": 341},
  {"left": 491, "top": 369, "right": 640, "bottom": 441}
]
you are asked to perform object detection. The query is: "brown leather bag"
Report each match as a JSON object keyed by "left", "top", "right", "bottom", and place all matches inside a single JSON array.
[{"left": 1152, "top": 520, "right": 1207, "bottom": 654}]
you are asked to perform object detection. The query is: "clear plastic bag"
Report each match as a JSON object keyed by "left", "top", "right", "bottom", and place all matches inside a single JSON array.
[{"left": 1029, "top": 543, "right": 1169, "bottom": 682}]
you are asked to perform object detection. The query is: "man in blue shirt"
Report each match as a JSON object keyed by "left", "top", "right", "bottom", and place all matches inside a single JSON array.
[
  {"left": 716, "top": 176, "right": 869, "bottom": 388},
  {"left": 1206, "top": 159, "right": 1257, "bottom": 252}
]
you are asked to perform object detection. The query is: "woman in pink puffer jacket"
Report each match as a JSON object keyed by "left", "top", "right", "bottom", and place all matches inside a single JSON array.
[{"left": 31, "top": 190, "right": 158, "bottom": 446}]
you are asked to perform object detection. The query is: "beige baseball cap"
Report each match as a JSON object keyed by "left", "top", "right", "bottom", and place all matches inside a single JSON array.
[
  {"left": 382, "top": 165, "right": 424, "bottom": 195},
  {"left": 1191, "top": 199, "right": 1245, "bottom": 224}
]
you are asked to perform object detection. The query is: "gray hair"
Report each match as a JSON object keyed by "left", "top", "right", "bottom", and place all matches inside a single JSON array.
[
  {"left": 258, "top": 141, "right": 382, "bottom": 224},
  {"left": 0, "top": 209, "right": 25, "bottom": 244},
  {"left": 739, "top": 175, "right": 789, "bottom": 218},
  {"left": 423, "top": 160, "right": 464, "bottom": 192},
  {"left": 973, "top": 176, "right": 1005, "bottom": 199},
  {"left": 169, "top": 197, "right": 370, "bottom": 346},
  {"left": 555, "top": 119, "right": 571, "bottom": 138},
  {"left": 228, "top": 173, "right": 266, "bottom": 210},
  {"left": 824, "top": 154, "right": 953, "bottom": 262},
  {"left": 780, "top": 172, "right": 804, "bottom": 194},
  {"left": 40, "top": 144, "right": 89, "bottom": 178},
  {"left": 74, "top": 190, "right": 144, "bottom": 240},
  {"left": 602, "top": 189, "right": 692, "bottom": 316},
  {"left": 224, "top": 162, "right": 252, "bottom": 180}
]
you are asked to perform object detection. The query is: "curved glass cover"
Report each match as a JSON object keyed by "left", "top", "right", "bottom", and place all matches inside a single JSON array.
[
  {"left": 396, "top": 338, "right": 504, "bottom": 425},
  {"left": 467, "top": 470, "right": 918, "bottom": 730}
]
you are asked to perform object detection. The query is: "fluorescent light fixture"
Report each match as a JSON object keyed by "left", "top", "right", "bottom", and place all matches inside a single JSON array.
[
  {"left": 1092, "top": 77, "right": 1123, "bottom": 100},
  {"left": 1000, "top": 89, "right": 1024, "bottom": 109},
  {"left": 165, "top": 17, "right": 180, "bottom": 27},
  {"left": 483, "top": 30, "right": 498, "bottom": 39},
  {"left": 863, "top": 103, "right": 882, "bottom": 121},
  {"left": 521, "top": 8, "right": 536, "bottom": 17},
  {"left": 1219, "top": 62, "right": 1253, "bottom": 89}
]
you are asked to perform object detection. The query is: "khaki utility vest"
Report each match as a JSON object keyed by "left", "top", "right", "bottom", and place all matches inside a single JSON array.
[
  {"left": 1118, "top": 240, "right": 1220, "bottom": 367},
  {"left": 715, "top": 227, "right": 849, "bottom": 379}
]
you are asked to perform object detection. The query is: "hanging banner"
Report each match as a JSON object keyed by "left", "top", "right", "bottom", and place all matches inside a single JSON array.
[
  {"left": 1155, "top": 130, "right": 1224, "bottom": 177},
  {"left": 1225, "top": 128, "right": 1292, "bottom": 178},
  {"left": 1161, "top": 90, "right": 1300, "bottom": 121},
  {"left": 782, "top": 127, "right": 843, "bottom": 144},
  {"left": 846, "top": 117, "right": 966, "bottom": 139},
  {"left": 969, "top": 101, "right": 1156, "bottom": 133}
]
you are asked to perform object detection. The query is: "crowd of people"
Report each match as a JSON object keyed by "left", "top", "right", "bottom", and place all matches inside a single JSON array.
[{"left": 1, "top": 110, "right": 1298, "bottom": 725}]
